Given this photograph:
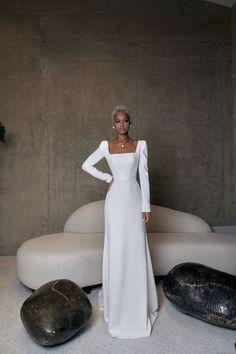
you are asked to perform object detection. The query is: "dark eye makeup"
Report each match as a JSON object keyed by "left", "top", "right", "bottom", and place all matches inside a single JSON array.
[{"left": 115, "top": 119, "right": 129, "bottom": 123}]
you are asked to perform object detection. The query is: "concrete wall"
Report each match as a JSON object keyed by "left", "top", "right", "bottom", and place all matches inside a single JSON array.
[
  {"left": 232, "top": 3, "right": 236, "bottom": 229},
  {"left": 0, "top": 0, "right": 234, "bottom": 255}
]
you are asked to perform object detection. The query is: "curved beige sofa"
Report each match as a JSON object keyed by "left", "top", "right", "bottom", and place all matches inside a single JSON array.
[{"left": 16, "top": 201, "right": 236, "bottom": 290}]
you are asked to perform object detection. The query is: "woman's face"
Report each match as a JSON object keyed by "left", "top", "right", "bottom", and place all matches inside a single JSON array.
[{"left": 113, "top": 112, "right": 130, "bottom": 135}]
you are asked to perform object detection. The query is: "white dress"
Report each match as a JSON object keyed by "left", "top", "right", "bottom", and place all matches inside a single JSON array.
[{"left": 81, "top": 139, "right": 159, "bottom": 339}]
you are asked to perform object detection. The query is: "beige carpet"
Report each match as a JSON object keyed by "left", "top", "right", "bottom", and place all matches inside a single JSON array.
[{"left": 0, "top": 256, "right": 235, "bottom": 354}]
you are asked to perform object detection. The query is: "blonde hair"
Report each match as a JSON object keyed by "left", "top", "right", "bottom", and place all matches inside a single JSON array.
[{"left": 111, "top": 105, "right": 132, "bottom": 122}]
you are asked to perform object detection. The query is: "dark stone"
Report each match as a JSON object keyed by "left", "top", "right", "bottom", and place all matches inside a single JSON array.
[
  {"left": 163, "top": 262, "right": 236, "bottom": 330},
  {"left": 20, "top": 279, "right": 93, "bottom": 346}
]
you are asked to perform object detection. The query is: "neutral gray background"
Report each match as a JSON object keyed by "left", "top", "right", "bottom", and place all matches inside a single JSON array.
[
  {"left": 0, "top": 0, "right": 235, "bottom": 255},
  {"left": 232, "top": 4, "right": 236, "bottom": 228}
]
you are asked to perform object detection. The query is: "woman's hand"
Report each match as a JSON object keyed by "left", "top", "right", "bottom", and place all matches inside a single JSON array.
[
  {"left": 107, "top": 178, "right": 113, "bottom": 191},
  {"left": 142, "top": 212, "right": 152, "bottom": 223}
]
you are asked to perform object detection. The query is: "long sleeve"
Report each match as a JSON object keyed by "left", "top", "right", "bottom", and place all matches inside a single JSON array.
[
  {"left": 81, "top": 142, "right": 113, "bottom": 183},
  {"left": 138, "top": 140, "right": 151, "bottom": 212}
]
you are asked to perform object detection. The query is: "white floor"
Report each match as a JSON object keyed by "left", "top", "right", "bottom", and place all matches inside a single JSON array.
[{"left": 0, "top": 256, "right": 235, "bottom": 354}]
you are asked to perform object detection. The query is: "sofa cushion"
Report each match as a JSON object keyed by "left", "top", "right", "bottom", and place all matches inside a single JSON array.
[
  {"left": 17, "top": 231, "right": 236, "bottom": 290},
  {"left": 64, "top": 201, "right": 212, "bottom": 234}
]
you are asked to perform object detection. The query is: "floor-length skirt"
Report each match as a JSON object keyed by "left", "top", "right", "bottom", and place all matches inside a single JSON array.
[{"left": 98, "top": 178, "right": 159, "bottom": 339}]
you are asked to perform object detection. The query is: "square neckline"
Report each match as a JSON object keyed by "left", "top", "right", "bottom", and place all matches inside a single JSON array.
[{"left": 106, "top": 140, "right": 141, "bottom": 155}]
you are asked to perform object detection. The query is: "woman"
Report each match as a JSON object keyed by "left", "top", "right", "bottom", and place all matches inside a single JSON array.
[{"left": 81, "top": 105, "right": 159, "bottom": 339}]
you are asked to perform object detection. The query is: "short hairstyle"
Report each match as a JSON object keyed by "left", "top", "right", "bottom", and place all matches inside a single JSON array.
[{"left": 111, "top": 105, "right": 132, "bottom": 122}]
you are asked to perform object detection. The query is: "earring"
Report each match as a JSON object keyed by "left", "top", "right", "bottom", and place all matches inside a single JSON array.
[{"left": 112, "top": 126, "right": 115, "bottom": 129}]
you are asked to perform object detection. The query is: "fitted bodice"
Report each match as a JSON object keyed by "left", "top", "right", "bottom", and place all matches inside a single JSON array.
[
  {"left": 81, "top": 139, "right": 151, "bottom": 212},
  {"left": 101, "top": 140, "right": 141, "bottom": 182}
]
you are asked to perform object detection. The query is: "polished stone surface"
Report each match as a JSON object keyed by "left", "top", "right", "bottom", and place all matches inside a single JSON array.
[
  {"left": 163, "top": 262, "right": 236, "bottom": 330},
  {"left": 20, "top": 279, "right": 92, "bottom": 346}
]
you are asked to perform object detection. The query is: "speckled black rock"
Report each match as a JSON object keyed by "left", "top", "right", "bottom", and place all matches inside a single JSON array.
[
  {"left": 163, "top": 262, "right": 236, "bottom": 330},
  {"left": 20, "top": 279, "right": 92, "bottom": 346}
]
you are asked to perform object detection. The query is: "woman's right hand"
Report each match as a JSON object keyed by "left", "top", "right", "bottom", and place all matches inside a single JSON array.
[{"left": 108, "top": 178, "right": 113, "bottom": 191}]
